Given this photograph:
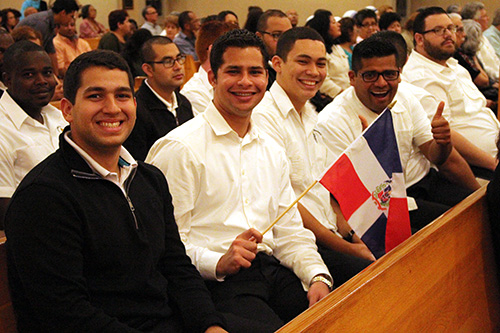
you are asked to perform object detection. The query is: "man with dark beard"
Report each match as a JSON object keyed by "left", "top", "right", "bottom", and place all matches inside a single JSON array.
[{"left": 403, "top": 7, "right": 500, "bottom": 179}]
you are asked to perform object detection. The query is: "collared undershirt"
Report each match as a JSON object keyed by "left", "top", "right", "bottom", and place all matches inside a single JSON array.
[
  {"left": 145, "top": 79, "right": 178, "bottom": 117},
  {"left": 64, "top": 131, "right": 138, "bottom": 196}
]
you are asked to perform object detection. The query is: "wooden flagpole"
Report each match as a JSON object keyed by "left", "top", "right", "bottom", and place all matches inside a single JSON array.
[
  {"left": 261, "top": 180, "right": 318, "bottom": 236},
  {"left": 260, "top": 100, "right": 398, "bottom": 236}
]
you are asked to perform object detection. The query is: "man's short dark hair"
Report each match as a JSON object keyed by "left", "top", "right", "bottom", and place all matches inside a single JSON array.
[
  {"left": 210, "top": 29, "right": 267, "bottom": 79},
  {"left": 413, "top": 7, "right": 447, "bottom": 34},
  {"left": 352, "top": 36, "right": 398, "bottom": 73},
  {"left": 256, "top": 9, "right": 287, "bottom": 32},
  {"left": 108, "top": 9, "right": 128, "bottom": 31},
  {"left": 178, "top": 11, "right": 193, "bottom": 30},
  {"left": 217, "top": 10, "right": 238, "bottom": 22},
  {"left": 354, "top": 9, "right": 377, "bottom": 26},
  {"left": 379, "top": 12, "right": 402, "bottom": 30},
  {"left": 372, "top": 30, "right": 407, "bottom": 67},
  {"left": 276, "top": 27, "right": 325, "bottom": 61},
  {"left": 64, "top": 50, "right": 133, "bottom": 104},
  {"left": 141, "top": 36, "right": 174, "bottom": 63},
  {"left": 52, "top": 0, "right": 79, "bottom": 14},
  {"left": 461, "top": 2, "right": 485, "bottom": 20},
  {"left": 3, "top": 40, "right": 45, "bottom": 76}
]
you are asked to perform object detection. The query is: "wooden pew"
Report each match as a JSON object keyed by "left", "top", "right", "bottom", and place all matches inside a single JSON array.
[
  {"left": 279, "top": 186, "right": 500, "bottom": 332},
  {"left": 0, "top": 237, "right": 16, "bottom": 333},
  {"left": 182, "top": 55, "right": 200, "bottom": 89},
  {"left": 83, "top": 37, "right": 101, "bottom": 50}
]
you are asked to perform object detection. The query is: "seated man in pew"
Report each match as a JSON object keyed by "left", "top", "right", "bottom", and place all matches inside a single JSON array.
[
  {"left": 253, "top": 27, "right": 374, "bottom": 286},
  {"left": 403, "top": 7, "right": 500, "bottom": 179},
  {"left": 53, "top": 16, "right": 92, "bottom": 78},
  {"left": 317, "top": 36, "right": 479, "bottom": 231},
  {"left": 147, "top": 29, "right": 332, "bottom": 332},
  {"left": 123, "top": 36, "right": 193, "bottom": 161},
  {"left": 4, "top": 49, "right": 226, "bottom": 332},
  {"left": 0, "top": 41, "right": 67, "bottom": 229}
]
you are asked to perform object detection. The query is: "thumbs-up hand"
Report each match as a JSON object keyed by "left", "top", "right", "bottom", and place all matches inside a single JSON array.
[{"left": 431, "top": 101, "right": 451, "bottom": 146}]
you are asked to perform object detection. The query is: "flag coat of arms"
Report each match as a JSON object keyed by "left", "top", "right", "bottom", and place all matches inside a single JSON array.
[{"left": 318, "top": 108, "right": 411, "bottom": 259}]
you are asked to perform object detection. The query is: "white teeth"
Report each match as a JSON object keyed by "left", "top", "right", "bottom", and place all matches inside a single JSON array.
[
  {"left": 100, "top": 122, "right": 120, "bottom": 128},
  {"left": 372, "top": 91, "right": 388, "bottom": 95},
  {"left": 301, "top": 80, "right": 316, "bottom": 86},
  {"left": 234, "top": 92, "right": 252, "bottom": 96}
]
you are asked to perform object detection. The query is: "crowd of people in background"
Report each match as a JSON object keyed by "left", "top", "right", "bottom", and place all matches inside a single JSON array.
[{"left": 1, "top": 0, "right": 500, "bottom": 332}]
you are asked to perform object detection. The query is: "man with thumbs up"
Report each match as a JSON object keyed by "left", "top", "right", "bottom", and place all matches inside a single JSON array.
[{"left": 317, "top": 36, "right": 479, "bottom": 231}]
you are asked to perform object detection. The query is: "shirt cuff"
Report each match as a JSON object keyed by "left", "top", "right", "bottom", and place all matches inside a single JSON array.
[
  {"left": 301, "top": 265, "right": 332, "bottom": 291},
  {"left": 198, "top": 249, "right": 225, "bottom": 281}
]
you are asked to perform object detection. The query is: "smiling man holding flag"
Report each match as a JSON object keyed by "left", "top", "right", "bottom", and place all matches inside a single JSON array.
[{"left": 317, "top": 36, "right": 479, "bottom": 240}]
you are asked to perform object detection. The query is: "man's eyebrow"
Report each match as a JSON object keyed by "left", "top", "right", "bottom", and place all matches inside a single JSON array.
[
  {"left": 82, "top": 86, "right": 105, "bottom": 94},
  {"left": 82, "top": 86, "right": 133, "bottom": 94}
]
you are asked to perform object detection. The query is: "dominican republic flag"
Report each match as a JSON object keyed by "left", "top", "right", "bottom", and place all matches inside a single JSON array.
[{"left": 318, "top": 108, "right": 411, "bottom": 259}]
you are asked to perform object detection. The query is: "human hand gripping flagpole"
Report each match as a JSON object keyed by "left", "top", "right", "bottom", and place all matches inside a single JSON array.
[{"left": 261, "top": 100, "right": 400, "bottom": 248}]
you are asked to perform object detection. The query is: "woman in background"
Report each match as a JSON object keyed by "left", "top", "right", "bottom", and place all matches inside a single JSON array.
[
  {"left": 161, "top": 15, "right": 180, "bottom": 41},
  {"left": 336, "top": 17, "right": 357, "bottom": 69},
  {"left": 79, "top": 4, "right": 107, "bottom": 38},
  {"left": 307, "top": 9, "right": 350, "bottom": 99}
]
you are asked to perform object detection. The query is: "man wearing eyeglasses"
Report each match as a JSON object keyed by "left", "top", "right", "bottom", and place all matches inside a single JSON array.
[
  {"left": 354, "top": 9, "right": 379, "bottom": 43},
  {"left": 404, "top": 7, "right": 500, "bottom": 179},
  {"left": 317, "top": 36, "right": 478, "bottom": 231},
  {"left": 124, "top": 36, "right": 193, "bottom": 161},
  {"left": 256, "top": 9, "right": 292, "bottom": 89}
]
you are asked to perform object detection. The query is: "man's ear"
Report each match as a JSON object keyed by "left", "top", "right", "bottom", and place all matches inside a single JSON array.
[
  {"left": 208, "top": 68, "right": 216, "bottom": 87},
  {"left": 2, "top": 72, "right": 11, "bottom": 88},
  {"left": 60, "top": 98, "right": 74, "bottom": 123},
  {"left": 142, "top": 63, "right": 153, "bottom": 77},
  {"left": 348, "top": 70, "right": 356, "bottom": 86},
  {"left": 414, "top": 33, "right": 424, "bottom": 47},
  {"left": 271, "top": 55, "right": 283, "bottom": 73}
]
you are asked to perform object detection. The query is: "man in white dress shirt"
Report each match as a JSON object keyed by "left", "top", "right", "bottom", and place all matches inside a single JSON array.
[
  {"left": 403, "top": 6, "right": 500, "bottom": 178},
  {"left": 254, "top": 27, "right": 374, "bottom": 284},
  {"left": 317, "top": 36, "right": 479, "bottom": 231},
  {"left": 147, "top": 29, "right": 332, "bottom": 332},
  {"left": 0, "top": 41, "right": 67, "bottom": 228}
]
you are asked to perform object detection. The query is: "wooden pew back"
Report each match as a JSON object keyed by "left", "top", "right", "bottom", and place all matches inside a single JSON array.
[
  {"left": 83, "top": 37, "right": 100, "bottom": 50},
  {"left": 279, "top": 186, "right": 500, "bottom": 332},
  {"left": 0, "top": 237, "right": 16, "bottom": 332}
]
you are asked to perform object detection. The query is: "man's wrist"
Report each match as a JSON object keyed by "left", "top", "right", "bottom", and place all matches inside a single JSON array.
[{"left": 310, "top": 274, "right": 333, "bottom": 291}]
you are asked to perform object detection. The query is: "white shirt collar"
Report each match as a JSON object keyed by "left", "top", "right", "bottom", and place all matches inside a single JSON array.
[
  {"left": 0, "top": 90, "right": 57, "bottom": 130},
  {"left": 204, "top": 102, "right": 259, "bottom": 143},
  {"left": 64, "top": 131, "right": 138, "bottom": 193},
  {"left": 145, "top": 79, "right": 178, "bottom": 116},
  {"left": 410, "top": 50, "right": 458, "bottom": 72}
]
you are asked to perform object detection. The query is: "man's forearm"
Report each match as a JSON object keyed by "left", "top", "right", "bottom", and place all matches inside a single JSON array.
[
  {"left": 451, "top": 130, "right": 497, "bottom": 171},
  {"left": 438, "top": 148, "right": 481, "bottom": 191}
]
